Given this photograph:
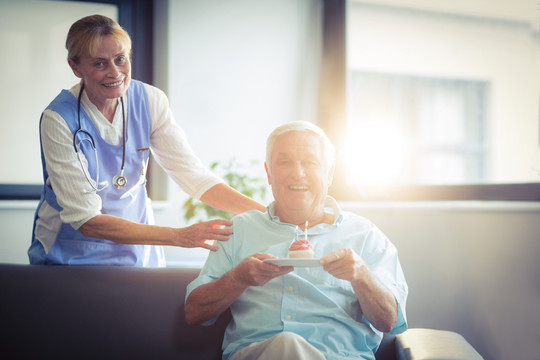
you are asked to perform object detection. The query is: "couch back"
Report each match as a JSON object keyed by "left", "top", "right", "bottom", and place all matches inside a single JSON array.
[
  {"left": 0, "top": 264, "right": 394, "bottom": 360},
  {"left": 0, "top": 265, "right": 230, "bottom": 359}
]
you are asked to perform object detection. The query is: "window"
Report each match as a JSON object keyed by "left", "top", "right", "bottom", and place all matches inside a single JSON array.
[
  {"left": 346, "top": 72, "right": 488, "bottom": 186},
  {"left": 320, "top": 0, "right": 540, "bottom": 201}
]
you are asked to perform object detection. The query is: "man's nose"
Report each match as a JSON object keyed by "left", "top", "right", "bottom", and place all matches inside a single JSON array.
[{"left": 291, "top": 162, "right": 306, "bottom": 178}]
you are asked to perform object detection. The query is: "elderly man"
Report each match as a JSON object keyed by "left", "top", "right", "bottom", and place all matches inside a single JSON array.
[{"left": 185, "top": 121, "right": 408, "bottom": 360}]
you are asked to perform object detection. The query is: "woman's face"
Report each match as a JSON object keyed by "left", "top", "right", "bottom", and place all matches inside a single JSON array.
[{"left": 69, "top": 34, "right": 131, "bottom": 107}]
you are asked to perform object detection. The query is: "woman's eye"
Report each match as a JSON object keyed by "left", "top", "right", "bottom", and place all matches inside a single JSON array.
[
  {"left": 116, "top": 56, "right": 126, "bottom": 65},
  {"left": 94, "top": 61, "right": 105, "bottom": 68}
]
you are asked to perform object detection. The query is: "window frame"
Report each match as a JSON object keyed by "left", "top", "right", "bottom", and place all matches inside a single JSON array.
[{"left": 320, "top": 0, "right": 540, "bottom": 202}]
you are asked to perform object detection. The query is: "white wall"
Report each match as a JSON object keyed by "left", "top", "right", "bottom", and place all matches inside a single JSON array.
[
  {"left": 341, "top": 201, "right": 540, "bottom": 360},
  {"left": 157, "top": 0, "right": 321, "bottom": 167},
  {"left": 152, "top": 0, "right": 322, "bottom": 263}
]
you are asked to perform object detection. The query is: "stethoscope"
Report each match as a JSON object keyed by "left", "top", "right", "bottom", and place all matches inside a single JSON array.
[{"left": 73, "top": 83, "right": 135, "bottom": 193}]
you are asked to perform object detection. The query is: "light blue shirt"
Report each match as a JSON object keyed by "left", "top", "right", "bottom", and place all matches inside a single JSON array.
[{"left": 186, "top": 197, "right": 408, "bottom": 360}]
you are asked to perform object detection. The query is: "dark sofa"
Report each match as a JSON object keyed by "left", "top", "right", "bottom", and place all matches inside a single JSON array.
[{"left": 0, "top": 264, "right": 482, "bottom": 359}]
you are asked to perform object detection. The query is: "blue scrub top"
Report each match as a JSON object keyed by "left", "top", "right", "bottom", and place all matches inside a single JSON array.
[{"left": 29, "top": 80, "right": 165, "bottom": 266}]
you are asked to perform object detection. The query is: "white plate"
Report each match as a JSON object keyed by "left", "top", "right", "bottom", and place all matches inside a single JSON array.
[{"left": 264, "top": 258, "right": 321, "bottom": 267}]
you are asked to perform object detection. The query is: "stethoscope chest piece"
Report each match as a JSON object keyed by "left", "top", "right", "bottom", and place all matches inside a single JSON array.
[{"left": 112, "top": 173, "right": 127, "bottom": 189}]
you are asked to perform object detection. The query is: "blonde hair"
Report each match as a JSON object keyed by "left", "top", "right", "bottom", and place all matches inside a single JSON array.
[
  {"left": 265, "top": 121, "right": 335, "bottom": 170},
  {"left": 66, "top": 15, "right": 131, "bottom": 64}
]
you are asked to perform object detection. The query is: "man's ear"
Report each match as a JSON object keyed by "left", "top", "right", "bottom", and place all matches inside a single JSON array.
[
  {"left": 327, "top": 163, "right": 335, "bottom": 186},
  {"left": 68, "top": 58, "right": 83, "bottom": 79},
  {"left": 264, "top": 162, "right": 272, "bottom": 185}
]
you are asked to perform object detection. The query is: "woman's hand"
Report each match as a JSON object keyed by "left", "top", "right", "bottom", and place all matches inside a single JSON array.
[
  {"left": 79, "top": 214, "right": 233, "bottom": 250},
  {"left": 175, "top": 219, "right": 233, "bottom": 251}
]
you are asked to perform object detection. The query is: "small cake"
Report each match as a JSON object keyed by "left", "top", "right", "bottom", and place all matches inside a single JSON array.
[{"left": 288, "top": 239, "right": 314, "bottom": 259}]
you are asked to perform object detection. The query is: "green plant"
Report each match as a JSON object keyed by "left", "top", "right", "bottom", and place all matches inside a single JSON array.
[{"left": 182, "top": 158, "right": 269, "bottom": 222}]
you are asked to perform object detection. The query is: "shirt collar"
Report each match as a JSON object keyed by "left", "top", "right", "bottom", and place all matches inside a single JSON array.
[{"left": 266, "top": 196, "right": 344, "bottom": 231}]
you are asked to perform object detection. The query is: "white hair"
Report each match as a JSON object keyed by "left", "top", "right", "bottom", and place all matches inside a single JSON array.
[{"left": 265, "top": 121, "right": 335, "bottom": 171}]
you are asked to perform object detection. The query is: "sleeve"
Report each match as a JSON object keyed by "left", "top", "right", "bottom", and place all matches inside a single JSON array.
[
  {"left": 362, "top": 226, "right": 408, "bottom": 334},
  {"left": 40, "top": 109, "right": 102, "bottom": 229},
  {"left": 185, "top": 227, "right": 236, "bottom": 326},
  {"left": 144, "top": 84, "right": 224, "bottom": 200}
]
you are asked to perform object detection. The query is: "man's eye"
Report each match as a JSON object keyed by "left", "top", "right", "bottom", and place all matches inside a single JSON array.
[
  {"left": 277, "top": 160, "right": 291, "bottom": 167},
  {"left": 304, "top": 160, "right": 319, "bottom": 168}
]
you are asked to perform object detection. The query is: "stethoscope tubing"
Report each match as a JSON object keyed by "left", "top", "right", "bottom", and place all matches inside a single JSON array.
[{"left": 74, "top": 83, "right": 128, "bottom": 190}]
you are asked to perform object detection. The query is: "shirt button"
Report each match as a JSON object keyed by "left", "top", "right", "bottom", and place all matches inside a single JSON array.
[
  {"left": 286, "top": 315, "right": 292, "bottom": 320},
  {"left": 288, "top": 286, "right": 294, "bottom": 292}
]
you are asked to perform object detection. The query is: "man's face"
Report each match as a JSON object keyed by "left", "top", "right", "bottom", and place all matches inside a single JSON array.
[{"left": 265, "top": 131, "right": 334, "bottom": 224}]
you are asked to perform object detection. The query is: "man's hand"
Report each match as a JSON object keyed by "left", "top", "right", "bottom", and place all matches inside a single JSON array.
[
  {"left": 232, "top": 253, "right": 294, "bottom": 287},
  {"left": 185, "top": 253, "right": 293, "bottom": 325},
  {"left": 320, "top": 248, "right": 398, "bottom": 332},
  {"left": 319, "top": 248, "right": 366, "bottom": 282}
]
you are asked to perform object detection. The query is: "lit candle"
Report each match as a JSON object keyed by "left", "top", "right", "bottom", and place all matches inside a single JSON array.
[
  {"left": 305, "top": 220, "right": 309, "bottom": 242},
  {"left": 295, "top": 225, "right": 299, "bottom": 240}
]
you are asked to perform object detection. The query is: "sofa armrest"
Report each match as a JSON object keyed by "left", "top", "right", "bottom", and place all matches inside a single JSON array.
[{"left": 396, "top": 328, "right": 483, "bottom": 360}]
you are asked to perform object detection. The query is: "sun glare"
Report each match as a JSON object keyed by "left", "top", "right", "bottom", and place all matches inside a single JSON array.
[{"left": 341, "top": 123, "right": 405, "bottom": 187}]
